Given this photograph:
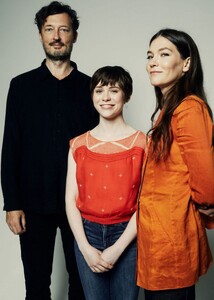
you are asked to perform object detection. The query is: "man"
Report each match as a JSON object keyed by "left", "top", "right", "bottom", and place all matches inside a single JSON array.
[{"left": 1, "top": 1, "right": 98, "bottom": 299}]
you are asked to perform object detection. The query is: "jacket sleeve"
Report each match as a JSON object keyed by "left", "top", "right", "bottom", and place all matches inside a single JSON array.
[
  {"left": 1, "top": 78, "right": 22, "bottom": 211},
  {"left": 175, "top": 99, "right": 214, "bottom": 206}
]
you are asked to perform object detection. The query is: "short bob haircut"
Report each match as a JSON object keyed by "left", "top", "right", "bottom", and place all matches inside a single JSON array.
[
  {"left": 34, "top": 1, "right": 79, "bottom": 35},
  {"left": 90, "top": 66, "right": 133, "bottom": 103}
]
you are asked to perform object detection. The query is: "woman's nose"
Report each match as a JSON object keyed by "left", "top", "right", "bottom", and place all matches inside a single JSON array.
[
  {"left": 149, "top": 57, "right": 158, "bottom": 67},
  {"left": 103, "top": 92, "right": 110, "bottom": 101}
]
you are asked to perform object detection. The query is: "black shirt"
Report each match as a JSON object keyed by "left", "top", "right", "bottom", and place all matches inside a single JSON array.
[{"left": 1, "top": 60, "right": 99, "bottom": 213}]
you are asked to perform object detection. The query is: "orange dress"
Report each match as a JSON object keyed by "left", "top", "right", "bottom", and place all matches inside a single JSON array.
[
  {"left": 70, "top": 130, "right": 146, "bottom": 224},
  {"left": 137, "top": 95, "right": 214, "bottom": 290}
]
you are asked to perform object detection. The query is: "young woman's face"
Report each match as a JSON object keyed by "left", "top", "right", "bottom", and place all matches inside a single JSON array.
[
  {"left": 92, "top": 82, "right": 126, "bottom": 120},
  {"left": 146, "top": 36, "right": 190, "bottom": 95}
]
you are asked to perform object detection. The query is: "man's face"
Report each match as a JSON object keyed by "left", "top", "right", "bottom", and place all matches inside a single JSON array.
[{"left": 39, "top": 13, "right": 77, "bottom": 61}]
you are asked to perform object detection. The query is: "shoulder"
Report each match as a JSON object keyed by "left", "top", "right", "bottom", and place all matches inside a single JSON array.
[
  {"left": 171, "top": 95, "right": 213, "bottom": 138},
  {"left": 173, "top": 95, "right": 206, "bottom": 115},
  {"left": 75, "top": 69, "right": 91, "bottom": 81},
  {"left": 10, "top": 65, "right": 43, "bottom": 85},
  {"left": 138, "top": 130, "right": 146, "bottom": 138},
  {"left": 70, "top": 69, "right": 91, "bottom": 96},
  {"left": 134, "top": 131, "right": 147, "bottom": 149},
  {"left": 137, "top": 131, "right": 147, "bottom": 142},
  {"left": 70, "top": 132, "right": 88, "bottom": 153},
  {"left": 71, "top": 62, "right": 91, "bottom": 84}
]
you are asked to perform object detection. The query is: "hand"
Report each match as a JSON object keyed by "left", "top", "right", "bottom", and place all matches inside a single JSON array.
[
  {"left": 198, "top": 207, "right": 214, "bottom": 218},
  {"left": 6, "top": 210, "right": 26, "bottom": 235},
  {"left": 82, "top": 244, "right": 113, "bottom": 273},
  {"left": 101, "top": 244, "right": 123, "bottom": 266}
]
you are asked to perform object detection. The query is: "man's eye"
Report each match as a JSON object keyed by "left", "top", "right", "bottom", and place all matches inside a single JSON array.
[
  {"left": 60, "top": 28, "right": 70, "bottom": 33},
  {"left": 45, "top": 28, "right": 53, "bottom": 32}
]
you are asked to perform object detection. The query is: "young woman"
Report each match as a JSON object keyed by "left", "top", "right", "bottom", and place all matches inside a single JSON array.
[
  {"left": 137, "top": 28, "right": 214, "bottom": 300},
  {"left": 66, "top": 66, "right": 146, "bottom": 300}
]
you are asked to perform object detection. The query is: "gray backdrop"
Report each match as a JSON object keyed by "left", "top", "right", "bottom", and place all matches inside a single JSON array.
[{"left": 0, "top": 0, "right": 213, "bottom": 299}]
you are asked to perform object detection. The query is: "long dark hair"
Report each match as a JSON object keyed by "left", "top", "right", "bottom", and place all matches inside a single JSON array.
[{"left": 148, "top": 28, "right": 213, "bottom": 161}]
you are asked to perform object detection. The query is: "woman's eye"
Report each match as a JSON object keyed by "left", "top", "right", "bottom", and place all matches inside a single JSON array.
[
  {"left": 147, "top": 55, "right": 153, "bottom": 60},
  {"left": 161, "top": 52, "right": 169, "bottom": 57},
  {"left": 95, "top": 90, "right": 102, "bottom": 94}
]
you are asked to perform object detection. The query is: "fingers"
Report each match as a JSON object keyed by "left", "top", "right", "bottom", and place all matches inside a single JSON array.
[
  {"left": 90, "top": 261, "right": 113, "bottom": 273},
  {"left": 6, "top": 211, "right": 26, "bottom": 235},
  {"left": 89, "top": 253, "right": 114, "bottom": 273},
  {"left": 199, "top": 208, "right": 214, "bottom": 218},
  {"left": 21, "top": 213, "right": 27, "bottom": 231}
]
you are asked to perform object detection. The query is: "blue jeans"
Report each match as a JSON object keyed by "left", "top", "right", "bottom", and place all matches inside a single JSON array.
[
  {"left": 74, "top": 218, "right": 139, "bottom": 300},
  {"left": 144, "top": 285, "right": 195, "bottom": 300}
]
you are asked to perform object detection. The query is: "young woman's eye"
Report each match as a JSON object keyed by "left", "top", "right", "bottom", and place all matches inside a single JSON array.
[
  {"left": 111, "top": 90, "right": 118, "bottom": 93},
  {"left": 95, "top": 89, "right": 102, "bottom": 94}
]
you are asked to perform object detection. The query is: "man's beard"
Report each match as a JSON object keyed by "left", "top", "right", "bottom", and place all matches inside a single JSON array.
[
  {"left": 46, "top": 51, "right": 71, "bottom": 62},
  {"left": 43, "top": 42, "right": 73, "bottom": 62}
]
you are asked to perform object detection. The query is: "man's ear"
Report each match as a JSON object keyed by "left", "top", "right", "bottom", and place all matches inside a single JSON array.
[
  {"left": 39, "top": 32, "right": 42, "bottom": 43},
  {"left": 73, "top": 31, "right": 78, "bottom": 43}
]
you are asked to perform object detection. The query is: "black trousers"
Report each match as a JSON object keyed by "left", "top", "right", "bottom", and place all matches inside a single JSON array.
[
  {"left": 19, "top": 212, "right": 85, "bottom": 300},
  {"left": 144, "top": 285, "right": 195, "bottom": 300}
]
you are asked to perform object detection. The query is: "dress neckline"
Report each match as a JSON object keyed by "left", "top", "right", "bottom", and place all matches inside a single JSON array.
[{"left": 86, "top": 130, "right": 141, "bottom": 151}]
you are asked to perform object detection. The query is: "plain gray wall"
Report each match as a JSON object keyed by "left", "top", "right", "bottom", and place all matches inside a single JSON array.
[{"left": 0, "top": 1, "right": 213, "bottom": 299}]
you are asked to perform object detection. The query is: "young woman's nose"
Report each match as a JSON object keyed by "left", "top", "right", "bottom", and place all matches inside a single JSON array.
[{"left": 103, "top": 91, "right": 110, "bottom": 101}]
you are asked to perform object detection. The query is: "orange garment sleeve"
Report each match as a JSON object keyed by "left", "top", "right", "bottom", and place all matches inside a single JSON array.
[{"left": 174, "top": 98, "right": 214, "bottom": 228}]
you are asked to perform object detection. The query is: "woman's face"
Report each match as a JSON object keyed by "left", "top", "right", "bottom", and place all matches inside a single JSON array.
[
  {"left": 146, "top": 36, "right": 190, "bottom": 95},
  {"left": 92, "top": 82, "right": 126, "bottom": 120}
]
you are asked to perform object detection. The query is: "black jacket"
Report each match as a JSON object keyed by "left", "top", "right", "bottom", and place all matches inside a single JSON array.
[{"left": 1, "top": 60, "right": 99, "bottom": 213}]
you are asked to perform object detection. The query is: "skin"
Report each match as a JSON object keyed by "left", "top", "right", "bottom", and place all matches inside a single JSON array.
[
  {"left": 91, "top": 83, "right": 133, "bottom": 140},
  {"left": 6, "top": 13, "right": 77, "bottom": 235},
  {"left": 198, "top": 207, "right": 214, "bottom": 217},
  {"left": 65, "top": 83, "right": 138, "bottom": 273},
  {"left": 6, "top": 210, "right": 26, "bottom": 235},
  {"left": 146, "top": 36, "right": 190, "bottom": 95},
  {"left": 93, "top": 83, "right": 124, "bottom": 122}
]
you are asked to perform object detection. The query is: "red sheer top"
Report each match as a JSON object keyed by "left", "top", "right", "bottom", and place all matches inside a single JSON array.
[{"left": 70, "top": 131, "right": 146, "bottom": 224}]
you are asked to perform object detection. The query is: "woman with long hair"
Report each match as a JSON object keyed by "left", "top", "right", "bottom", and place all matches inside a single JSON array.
[{"left": 137, "top": 28, "right": 214, "bottom": 300}]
